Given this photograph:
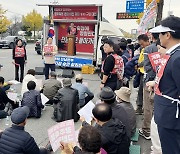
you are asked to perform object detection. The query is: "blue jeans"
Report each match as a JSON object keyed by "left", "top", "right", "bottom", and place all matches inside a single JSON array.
[{"left": 44, "top": 64, "right": 55, "bottom": 80}]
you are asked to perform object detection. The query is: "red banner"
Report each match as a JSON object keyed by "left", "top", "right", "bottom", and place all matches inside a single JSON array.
[
  {"left": 148, "top": 52, "right": 161, "bottom": 71},
  {"left": 58, "top": 23, "right": 95, "bottom": 53},
  {"left": 53, "top": 6, "right": 98, "bottom": 20}
]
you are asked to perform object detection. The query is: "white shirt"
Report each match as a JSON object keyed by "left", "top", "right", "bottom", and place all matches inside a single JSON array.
[{"left": 166, "top": 43, "right": 180, "bottom": 54}]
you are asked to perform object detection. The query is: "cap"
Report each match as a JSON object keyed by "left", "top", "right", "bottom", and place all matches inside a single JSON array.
[
  {"left": 149, "top": 25, "right": 175, "bottom": 33},
  {"left": 62, "top": 78, "right": 72, "bottom": 87},
  {"left": 75, "top": 74, "right": 83, "bottom": 80},
  {"left": 11, "top": 106, "right": 30, "bottom": 124},
  {"left": 98, "top": 87, "right": 116, "bottom": 101},
  {"left": 115, "top": 87, "right": 131, "bottom": 102}
]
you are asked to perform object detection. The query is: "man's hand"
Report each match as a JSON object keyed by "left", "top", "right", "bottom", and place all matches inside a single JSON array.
[
  {"left": 100, "top": 83, "right": 104, "bottom": 89},
  {"left": 60, "top": 142, "right": 74, "bottom": 154},
  {"left": 146, "top": 81, "right": 155, "bottom": 91},
  {"left": 80, "top": 116, "right": 85, "bottom": 122}
]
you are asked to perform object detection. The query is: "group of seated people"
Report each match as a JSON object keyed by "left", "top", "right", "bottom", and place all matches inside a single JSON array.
[{"left": 0, "top": 68, "right": 137, "bottom": 154}]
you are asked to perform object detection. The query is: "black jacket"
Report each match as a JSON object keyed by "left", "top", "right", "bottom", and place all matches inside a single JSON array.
[
  {"left": 53, "top": 87, "right": 80, "bottom": 122},
  {"left": 97, "top": 118, "right": 130, "bottom": 154},
  {"left": 0, "top": 125, "right": 40, "bottom": 154},
  {"left": 110, "top": 102, "right": 131, "bottom": 138}
]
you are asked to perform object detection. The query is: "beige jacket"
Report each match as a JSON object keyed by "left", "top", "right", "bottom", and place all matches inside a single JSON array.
[{"left": 43, "top": 44, "right": 57, "bottom": 64}]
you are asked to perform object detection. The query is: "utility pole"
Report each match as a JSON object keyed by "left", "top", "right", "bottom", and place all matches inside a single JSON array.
[{"left": 155, "top": 0, "right": 164, "bottom": 26}]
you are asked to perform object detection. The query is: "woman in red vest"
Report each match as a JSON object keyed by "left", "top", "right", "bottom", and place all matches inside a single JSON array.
[{"left": 12, "top": 39, "right": 27, "bottom": 82}]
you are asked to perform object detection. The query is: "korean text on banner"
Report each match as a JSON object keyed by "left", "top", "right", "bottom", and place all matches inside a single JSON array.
[
  {"left": 48, "top": 119, "right": 76, "bottom": 152},
  {"left": 148, "top": 52, "right": 161, "bottom": 71},
  {"left": 78, "top": 101, "right": 95, "bottom": 124},
  {"left": 137, "top": 0, "right": 157, "bottom": 34}
]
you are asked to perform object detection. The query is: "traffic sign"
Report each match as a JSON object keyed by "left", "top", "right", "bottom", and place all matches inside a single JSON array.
[
  {"left": 116, "top": 12, "right": 140, "bottom": 19},
  {"left": 126, "top": 0, "right": 145, "bottom": 13}
]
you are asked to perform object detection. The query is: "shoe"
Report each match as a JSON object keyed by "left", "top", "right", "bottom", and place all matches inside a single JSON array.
[
  {"left": 136, "top": 107, "right": 143, "bottom": 115},
  {"left": 138, "top": 128, "right": 151, "bottom": 140}
]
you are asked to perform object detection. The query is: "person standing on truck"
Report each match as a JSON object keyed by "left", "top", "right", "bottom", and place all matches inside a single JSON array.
[
  {"left": 43, "top": 37, "right": 58, "bottom": 80},
  {"left": 12, "top": 39, "right": 27, "bottom": 82},
  {"left": 100, "top": 40, "right": 124, "bottom": 91},
  {"left": 67, "top": 23, "right": 78, "bottom": 55}
]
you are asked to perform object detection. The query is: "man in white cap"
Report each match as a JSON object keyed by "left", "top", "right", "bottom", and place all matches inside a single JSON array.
[
  {"left": 72, "top": 74, "right": 94, "bottom": 108},
  {"left": 0, "top": 106, "right": 49, "bottom": 154},
  {"left": 149, "top": 16, "right": 180, "bottom": 154}
]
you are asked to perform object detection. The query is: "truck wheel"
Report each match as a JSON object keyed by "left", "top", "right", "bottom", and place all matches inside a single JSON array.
[{"left": 9, "top": 43, "right": 14, "bottom": 49}]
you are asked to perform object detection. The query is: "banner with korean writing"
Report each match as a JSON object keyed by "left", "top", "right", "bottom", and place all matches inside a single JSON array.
[
  {"left": 148, "top": 52, "right": 161, "bottom": 71},
  {"left": 58, "top": 23, "right": 95, "bottom": 53},
  {"left": 53, "top": 6, "right": 98, "bottom": 20},
  {"left": 137, "top": 0, "right": 157, "bottom": 34},
  {"left": 48, "top": 119, "right": 76, "bottom": 152}
]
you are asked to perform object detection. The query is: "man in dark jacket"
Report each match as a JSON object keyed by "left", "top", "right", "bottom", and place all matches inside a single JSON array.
[
  {"left": 98, "top": 87, "right": 131, "bottom": 138},
  {"left": 0, "top": 106, "right": 49, "bottom": 154},
  {"left": 92, "top": 103, "right": 129, "bottom": 154},
  {"left": 53, "top": 78, "right": 80, "bottom": 122},
  {"left": 21, "top": 81, "right": 44, "bottom": 118},
  {"left": 149, "top": 16, "right": 180, "bottom": 154}
]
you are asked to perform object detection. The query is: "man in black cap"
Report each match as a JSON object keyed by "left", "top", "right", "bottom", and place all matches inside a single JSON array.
[
  {"left": 149, "top": 16, "right": 180, "bottom": 154},
  {"left": 98, "top": 87, "right": 131, "bottom": 138},
  {"left": 0, "top": 106, "right": 49, "bottom": 154}
]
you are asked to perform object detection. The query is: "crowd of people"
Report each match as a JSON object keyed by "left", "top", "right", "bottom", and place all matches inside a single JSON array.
[{"left": 0, "top": 15, "right": 180, "bottom": 154}]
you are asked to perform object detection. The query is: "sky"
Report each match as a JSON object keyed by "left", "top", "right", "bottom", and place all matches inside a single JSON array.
[{"left": 0, "top": 0, "right": 179, "bottom": 33}]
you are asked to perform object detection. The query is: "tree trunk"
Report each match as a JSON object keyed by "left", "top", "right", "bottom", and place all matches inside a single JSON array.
[
  {"left": 34, "top": 24, "right": 36, "bottom": 42},
  {"left": 155, "top": 0, "right": 164, "bottom": 26}
]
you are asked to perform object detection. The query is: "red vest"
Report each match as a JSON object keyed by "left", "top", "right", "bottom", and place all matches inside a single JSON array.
[{"left": 15, "top": 46, "right": 25, "bottom": 58}]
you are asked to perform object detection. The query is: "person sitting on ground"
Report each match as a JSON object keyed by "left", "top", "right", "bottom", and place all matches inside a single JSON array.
[
  {"left": 81, "top": 103, "right": 130, "bottom": 154},
  {"left": 60, "top": 125, "right": 102, "bottom": 154},
  {"left": 21, "top": 81, "right": 44, "bottom": 118},
  {"left": 0, "top": 106, "right": 49, "bottom": 154},
  {"left": 115, "top": 87, "right": 136, "bottom": 137},
  {"left": 42, "top": 71, "right": 62, "bottom": 105},
  {"left": 72, "top": 74, "right": 94, "bottom": 108},
  {"left": 0, "top": 76, "right": 16, "bottom": 119},
  {"left": 21, "top": 69, "right": 40, "bottom": 96},
  {"left": 53, "top": 78, "right": 79, "bottom": 122},
  {"left": 98, "top": 87, "right": 131, "bottom": 139}
]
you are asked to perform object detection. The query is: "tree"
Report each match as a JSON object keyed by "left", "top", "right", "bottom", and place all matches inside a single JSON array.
[
  {"left": 0, "top": 5, "right": 11, "bottom": 36},
  {"left": 8, "top": 15, "right": 22, "bottom": 36},
  {"left": 22, "top": 9, "right": 43, "bottom": 40}
]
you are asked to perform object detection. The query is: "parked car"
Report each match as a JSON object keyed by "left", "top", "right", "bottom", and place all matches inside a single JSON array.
[
  {"left": 0, "top": 36, "right": 27, "bottom": 49},
  {"left": 35, "top": 39, "right": 42, "bottom": 55}
]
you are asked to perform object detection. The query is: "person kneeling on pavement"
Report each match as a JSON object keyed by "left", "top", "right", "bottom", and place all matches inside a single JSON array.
[
  {"left": 115, "top": 87, "right": 136, "bottom": 137},
  {"left": 0, "top": 106, "right": 50, "bottom": 154},
  {"left": 81, "top": 103, "right": 130, "bottom": 154},
  {"left": 0, "top": 76, "right": 17, "bottom": 119},
  {"left": 21, "top": 81, "right": 44, "bottom": 118}
]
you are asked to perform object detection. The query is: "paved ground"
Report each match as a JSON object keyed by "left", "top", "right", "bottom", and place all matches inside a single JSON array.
[{"left": 0, "top": 43, "right": 151, "bottom": 154}]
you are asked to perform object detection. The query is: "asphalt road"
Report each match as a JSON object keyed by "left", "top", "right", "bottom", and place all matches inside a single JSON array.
[{"left": 0, "top": 43, "right": 151, "bottom": 154}]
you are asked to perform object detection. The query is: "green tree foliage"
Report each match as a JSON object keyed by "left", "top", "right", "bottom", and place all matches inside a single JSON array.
[{"left": 0, "top": 5, "right": 11, "bottom": 34}]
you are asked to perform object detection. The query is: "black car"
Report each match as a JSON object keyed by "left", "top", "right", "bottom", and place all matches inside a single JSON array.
[{"left": 0, "top": 36, "right": 27, "bottom": 49}]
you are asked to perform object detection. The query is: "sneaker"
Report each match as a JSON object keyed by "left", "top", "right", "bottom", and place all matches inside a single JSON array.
[
  {"left": 138, "top": 128, "right": 151, "bottom": 140},
  {"left": 136, "top": 107, "right": 143, "bottom": 115}
]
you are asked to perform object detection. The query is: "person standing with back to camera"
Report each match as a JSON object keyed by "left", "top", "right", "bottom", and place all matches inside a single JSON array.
[
  {"left": 43, "top": 37, "right": 57, "bottom": 80},
  {"left": 12, "top": 39, "right": 27, "bottom": 82}
]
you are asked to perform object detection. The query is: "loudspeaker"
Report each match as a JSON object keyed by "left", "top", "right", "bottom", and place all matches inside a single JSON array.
[
  {"left": 62, "top": 69, "right": 75, "bottom": 78},
  {"left": 35, "top": 67, "right": 44, "bottom": 75}
]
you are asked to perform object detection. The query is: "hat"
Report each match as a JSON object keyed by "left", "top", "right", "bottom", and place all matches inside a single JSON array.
[
  {"left": 11, "top": 106, "right": 30, "bottom": 124},
  {"left": 98, "top": 87, "right": 116, "bottom": 101},
  {"left": 62, "top": 78, "right": 72, "bottom": 87},
  {"left": 115, "top": 87, "right": 131, "bottom": 102},
  {"left": 75, "top": 74, "right": 83, "bottom": 80},
  {"left": 50, "top": 71, "right": 57, "bottom": 77},
  {"left": 149, "top": 25, "right": 175, "bottom": 33}
]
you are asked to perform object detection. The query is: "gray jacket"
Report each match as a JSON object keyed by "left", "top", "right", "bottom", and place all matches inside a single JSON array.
[
  {"left": 43, "top": 78, "right": 62, "bottom": 100},
  {"left": 144, "top": 42, "right": 158, "bottom": 83}
]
